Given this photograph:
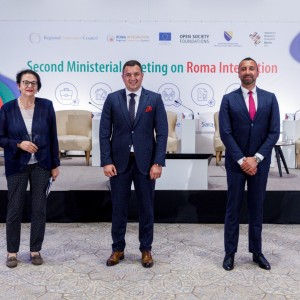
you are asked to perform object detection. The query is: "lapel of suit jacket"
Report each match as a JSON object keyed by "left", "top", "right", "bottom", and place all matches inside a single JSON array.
[
  {"left": 119, "top": 89, "right": 133, "bottom": 129},
  {"left": 14, "top": 99, "right": 31, "bottom": 140},
  {"left": 234, "top": 87, "right": 250, "bottom": 119},
  {"left": 31, "top": 98, "right": 41, "bottom": 138},
  {"left": 133, "top": 88, "right": 148, "bottom": 127},
  {"left": 254, "top": 87, "right": 265, "bottom": 120}
]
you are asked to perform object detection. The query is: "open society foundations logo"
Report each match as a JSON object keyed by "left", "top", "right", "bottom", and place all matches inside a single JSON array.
[{"left": 179, "top": 34, "right": 210, "bottom": 44}]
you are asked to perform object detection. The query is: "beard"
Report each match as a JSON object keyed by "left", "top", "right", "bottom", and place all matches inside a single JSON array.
[{"left": 241, "top": 76, "right": 255, "bottom": 86}]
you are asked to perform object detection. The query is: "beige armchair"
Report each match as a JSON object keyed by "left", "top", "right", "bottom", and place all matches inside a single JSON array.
[
  {"left": 56, "top": 110, "right": 92, "bottom": 165},
  {"left": 213, "top": 111, "right": 225, "bottom": 165},
  {"left": 166, "top": 111, "right": 178, "bottom": 153},
  {"left": 296, "top": 139, "right": 300, "bottom": 169}
]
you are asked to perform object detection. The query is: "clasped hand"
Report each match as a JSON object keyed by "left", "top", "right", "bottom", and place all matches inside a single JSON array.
[
  {"left": 19, "top": 141, "right": 38, "bottom": 154},
  {"left": 241, "top": 157, "right": 257, "bottom": 176}
]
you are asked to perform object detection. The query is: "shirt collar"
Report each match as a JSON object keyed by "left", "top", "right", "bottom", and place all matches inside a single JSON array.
[
  {"left": 241, "top": 85, "right": 257, "bottom": 95},
  {"left": 126, "top": 87, "right": 142, "bottom": 98}
]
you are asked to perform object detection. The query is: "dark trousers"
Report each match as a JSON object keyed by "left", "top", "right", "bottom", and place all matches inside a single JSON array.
[
  {"left": 6, "top": 164, "right": 50, "bottom": 253},
  {"left": 224, "top": 168, "right": 268, "bottom": 254},
  {"left": 110, "top": 157, "right": 155, "bottom": 252}
]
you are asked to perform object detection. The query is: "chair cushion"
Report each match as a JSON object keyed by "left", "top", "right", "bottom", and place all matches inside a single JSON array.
[{"left": 58, "top": 135, "right": 91, "bottom": 151}]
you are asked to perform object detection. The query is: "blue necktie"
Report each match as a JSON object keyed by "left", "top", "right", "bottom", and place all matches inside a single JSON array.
[{"left": 129, "top": 93, "right": 136, "bottom": 125}]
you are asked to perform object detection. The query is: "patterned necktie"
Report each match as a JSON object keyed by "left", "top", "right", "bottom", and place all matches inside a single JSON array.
[
  {"left": 129, "top": 93, "right": 136, "bottom": 125},
  {"left": 248, "top": 90, "right": 256, "bottom": 120}
]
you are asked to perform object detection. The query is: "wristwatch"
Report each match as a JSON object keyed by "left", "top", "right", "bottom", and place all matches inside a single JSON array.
[{"left": 254, "top": 155, "right": 261, "bottom": 163}]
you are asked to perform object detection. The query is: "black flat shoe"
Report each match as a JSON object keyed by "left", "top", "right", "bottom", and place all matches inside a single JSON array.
[
  {"left": 223, "top": 253, "right": 234, "bottom": 271},
  {"left": 253, "top": 253, "right": 271, "bottom": 270}
]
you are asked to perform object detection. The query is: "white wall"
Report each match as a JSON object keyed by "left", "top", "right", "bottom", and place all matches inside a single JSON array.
[{"left": 1, "top": 0, "right": 299, "bottom": 22}]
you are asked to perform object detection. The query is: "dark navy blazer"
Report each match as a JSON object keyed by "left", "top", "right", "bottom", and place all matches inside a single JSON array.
[
  {"left": 100, "top": 88, "right": 168, "bottom": 175},
  {"left": 0, "top": 97, "right": 60, "bottom": 177},
  {"left": 219, "top": 87, "right": 280, "bottom": 172}
]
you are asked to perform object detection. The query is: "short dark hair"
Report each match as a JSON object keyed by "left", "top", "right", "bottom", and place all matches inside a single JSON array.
[
  {"left": 239, "top": 57, "right": 258, "bottom": 68},
  {"left": 122, "top": 60, "right": 143, "bottom": 74},
  {"left": 16, "top": 69, "right": 42, "bottom": 91}
]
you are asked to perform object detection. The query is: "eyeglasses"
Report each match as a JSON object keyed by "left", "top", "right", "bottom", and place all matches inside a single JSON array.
[{"left": 22, "top": 80, "right": 38, "bottom": 87}]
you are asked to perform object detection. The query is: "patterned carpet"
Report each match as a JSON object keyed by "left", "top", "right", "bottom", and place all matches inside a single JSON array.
[{"left": 0, "top": 222, "right": 300, "bottom": 299}]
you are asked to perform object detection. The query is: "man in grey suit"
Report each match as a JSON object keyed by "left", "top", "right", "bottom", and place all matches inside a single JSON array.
[
  {"left": 219, "top": 57, "right": 280, "bottom": 271},
  {"left": 100, "top": 60, "right": 168, "bottom": 268}
]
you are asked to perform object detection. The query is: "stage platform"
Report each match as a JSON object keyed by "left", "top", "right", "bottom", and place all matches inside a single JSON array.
[{"left": 1, "top": 155, "right": 300, "bottom": 223}]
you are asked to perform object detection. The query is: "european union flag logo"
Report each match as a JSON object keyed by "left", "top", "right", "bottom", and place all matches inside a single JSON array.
[{"left": 159, "top": 32, "right": 171, "bottom": 41}]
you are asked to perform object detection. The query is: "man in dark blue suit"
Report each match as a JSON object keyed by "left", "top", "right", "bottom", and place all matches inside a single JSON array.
[
  {"left": 100, "top": 60, "right": 168, "bottom": 268},
  {"left": 219, "top": 57, "right": 280, "bottom": 271}
]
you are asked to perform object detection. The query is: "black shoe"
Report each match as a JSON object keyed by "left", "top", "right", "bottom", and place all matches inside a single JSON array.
[
  {"left": 222, "top": 253, "right": 234, "bottom": 271},
  {"left": 253, "top": 253, "right": 271, "bottom": 270}
]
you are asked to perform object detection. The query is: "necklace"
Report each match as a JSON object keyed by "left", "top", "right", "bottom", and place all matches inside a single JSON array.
[{"left": 18, "top": 97, "right": 35, "bottom": 109}]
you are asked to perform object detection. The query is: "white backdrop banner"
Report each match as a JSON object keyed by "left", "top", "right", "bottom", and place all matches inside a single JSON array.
[{"left": 1, "top": 21, "right": 300, "bottom": 152}]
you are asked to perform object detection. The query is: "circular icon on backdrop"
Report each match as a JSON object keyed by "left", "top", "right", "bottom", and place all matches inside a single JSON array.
[
  {"left": 158, "top": 83, "right": 182, "bottom": 106},
  {"left": 90, "top": 83, "right": 112, "bottom": 109},
  {"left": 29, "top": 33, "right": 42, "bottom": 44},
  {"left": 55, "top": 82, "right": 79, "bottom": 106},
  {"left": 225, "top": 83, "right": 240, "bottom": 94},
  {"left": 191, "top": 83, "right": 215, "bottom": 107}
]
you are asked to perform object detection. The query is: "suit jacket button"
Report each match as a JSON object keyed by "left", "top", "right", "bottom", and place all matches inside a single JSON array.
[{"left": 132, "top": 131, "right": 134, "bottom": 133}]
